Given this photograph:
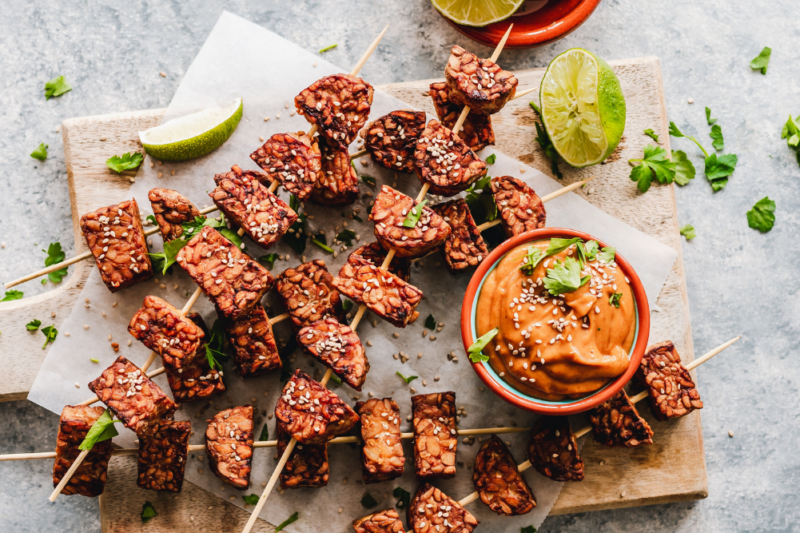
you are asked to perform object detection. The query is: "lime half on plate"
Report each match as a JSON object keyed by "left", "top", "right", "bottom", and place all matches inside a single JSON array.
[
  {"left": 139, "top": 98, "right": 243, "bottom": 162},
  {"left": 431, "top": 0, "right": 525, "bottom": 27},
  {"left": 539, "top": 49, "right": 626, "bottom": 168}
]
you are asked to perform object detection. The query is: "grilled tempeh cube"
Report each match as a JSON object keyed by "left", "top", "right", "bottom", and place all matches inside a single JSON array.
[
  {"left": 472, "top": 435, "right": 535, "bottom": 516},
  {"left": 276, "top": 423, "right": 330, "bottom": 489},
  {"left": 137, "top": 420, "right": 191, "bottom": 493},
  {"left": 411, "top": 392, "right": 457, "bottom": 481},
  {"left": 429, "top": 82, "right": 495, "bottom": 153},
  {"left": 637, "top": 341, "right": 703, "bottom": 421},
  {"left": 589, "top": 390, "right": 654, "bottom": 447},
  {"left": 370, "top": 185, "right": 451, "bottom": 259},
  {"left": 444, "top": 45, "right": 518, "bottom": 115},
  {"left": 295, "top": 74, "right": 374, "bottom": 150},
  {"left": 360, "top": 110, "right": 426, "bottom": 173},
  {"left": 88, "top": 356, "right": 177, "bottom": 438},
  {"left": 408, "top": 483, "right": 478, "bottom": 533},
  {"left": 250, "top": 132, "right": 322, "bottom": 201},
  {"left": 298, "top": 317, "right": 369, "bottom": 390},
  {"left": 224, "top": 303, "right": 282, "bottom": 377},
  {"left": 176, "top": 226, "right": 274, "bottom": 320},
  {"left": 127, "top": 295, "right": 205, "bottom": 369},
  {"left": 80, "top": 199, "right": 153, "bottom": 292},
  {"left": 356, "top": 399, "right": 404, "bottom": 484},
  {"left": 527, "top": 416, "right": 584, "bottom": 482},
  {"left": 275, "top": 260, "right": 346, "bottom": 333},
  {"left": 311, "top": 136, "right": 360, "bottom": 205},
  {"left": 52, "top": 405, "right": 113, "bottom": 497},
  {"left": 165, "top": 312, "right": 225, "bottom": 402},
  {"left": 490, "top": 176, "right": 547, "bottom": 237},
  {"left": 353, "top": 509, "right": 405, "bottom": 533},
  {"left": 275, "top": 369, "right": 359, "bottom": 445},
  {"left": 414, "top": 119, "right": 487, "bottom": 197},
  {"left": 345, "top": 241, "right": 410, "bottom": 282},
  {"left": 333, "top": 255, "right": 423, "bottom": 328},
  {"left": 206, "top": 405, "right": 254, "bottom": 490},
  {"left": 432, "top": 199, "right": 488, "bottom": 272},
  {"left": 148, "top": 188, "right": 201, "bottom": 242},
  {"left": 210, "top": 165, "right": 298, "bottom": 249}
]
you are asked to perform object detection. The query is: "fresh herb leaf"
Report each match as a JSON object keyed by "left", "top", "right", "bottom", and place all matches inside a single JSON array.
[
  {"left": 534, "top": 118, "right": 563, "bottom": 179},
  {"left": 485, "top": 153, "right": 496, "bottom": 165},
  {"left": 282, "top": 213, "right": 308, "bottom": 255},
  {"left": 543, "top": 257, "right": 590, "bottom": 296},
  {"left": 521, "top": 526, "right": 537, "bottom": 533},
  {"left": 148, "top": 238, "right": 188, "bottom": 276},
  {"left": 336, "top": 229, "right": 357, "bottom": 247},
  {"left": 781, "top": 115, "right": 800, "bottom": 164},
  {"left": 361, "top": 492, "right": 379, "bottom": 509},
  {"left": 669, "top": 122, "right": 709, "bottom": 157},
  {"left": 41, "top": 325, "right": 58, "bottom": 349},
  {"left": 79, "top": 409, "right": 121, "bottom": 450},
  {"left": 312, "top": 233, "right": 334, "bottom": 253},
  {"left": 393, "top": 486, "right": 411, "bottom": 509},
  {"left": 146, "top": 214, "right": 158, "bottom": 226},
  {"left": 43, "top": 242, "right": 68, "bottom": 283},
  {"left": 529, "top": 101, "right": 541, "bottom": 115},
  {"left": 680, "top": 224, "right": 696, "bottom": 240},
  {"left": 44, "top": 75, "right": 72, "bottom": 100},
  {"left": 219, "top": 227, "right": 244, "bottom": 249},
  {"left": 705, "top": 107, "right": 717, "bottom": 125},
  {"left": 106, "top": 152, "right": 144, "bottom": 173},
  {"left": 597, "top": 247, "right": 616, "bottom": 264},
  {"left": 609, "top": 292, "right": 622, "bottom": 308},
  {"left": 671, "top": 150, "right": 696, "bottom": 186},
  {"left": 41, "top": 279, "right": 47, "bottom": 285},
  {"left": 141, "top": 501, "right": 158, "bottom": 523},
  {"left": 204, "top": 320, "right": 229, "bottom": 371},
  {"left": 425, "top": 314, "right": 436, "bottom": 330},
  {"left": 319, "top": 43, "right": 338, "bottom": 53},
  {"left": 259, "top": 423, "right": 269, "bottom": 441},
  {"left": 353, "top": 214, "right": 363, "bottom": 223},
  {"left": 342, "top": 298, "right": 353, "bottom": 312},
  {"left": 402, "top": 199, "right": 428, "bottom": 228},
  {"left": 242, "top": 494, "right": 260, "bottom": 506},
  {"left": 275, "top": 512, "right": 299, "bottom": 532},
  {"left": 747, "top": 197, "right": 776, "bottom": 232},
  {"left": 704, "top": 153, "right": 738, "bottom": 191},
  {"left": 709, "top": 124, "right": 724, "bottom": 151},
  {"left": 468, "top": 328, "right": 498, "bottom": 363},
  {"left": 329, "top": 374, "right": 342, "bottom": 385},
  {"left": 582, "top": 240, "right": 599, "bottom": 261},
  {"left": 31, "top": 143, "right": 49, "bottom": 161},
  {"left": 258, "top": 253, "right": 279, "bottom": 270},
  {"left": 545, "top": 238, "right": 582, "bottom": 257},
  {"left": 396, "top": 372, "right": 418, "bottom": 384},
  {"left": 289, "top": 194, "right": 300, "bottom": 212},
  {"left": 360, "top": 175, "right": 376, "bottom": 187},
  {"left": 1, "top": 290, "right": 23, "bottom": 301},
  {"left": 749, "top": 46, "right": 771, "bottom": 74},
  {"left": 464, "top": 175, "right": 497, "bottom": 225},
  {"left": 629, "top": 145, "right": 676, "bottom": 193},
  {"left": 26, "top": 319, "right": 42, "bottom": 331},
  {"left": 643, "top": 129, "right": 659, "bottom": 142},
  {"left": 518, "top": 246, "right": 544, "bottom": 275},
  {"left": 181, "top": 214, "right": 226, "bottom": 240}
]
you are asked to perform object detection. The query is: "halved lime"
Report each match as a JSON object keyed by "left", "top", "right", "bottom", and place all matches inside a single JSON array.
[
  {"left": 139, "top": 98, "right": 243, "bottom": 162},
  {"left": 431, "top": 0, "right": 525, "bottom": 27},
  {"left": 539, "top": 49, "right": 626, "bottom": 168}
]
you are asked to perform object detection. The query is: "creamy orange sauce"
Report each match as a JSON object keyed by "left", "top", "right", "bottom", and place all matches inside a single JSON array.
[{"left": 476, "top": 240, "right": 636, "bottom": 401}]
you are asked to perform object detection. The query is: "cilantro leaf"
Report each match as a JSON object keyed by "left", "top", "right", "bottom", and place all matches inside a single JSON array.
[
  {"left": 543, "top": 257, "right": 590, "bottom": 295},
  {"left": 26, "top": 319, "right": 42, "bottom": 331},
  {"left": 747, "top": 197, "right": 775, "bottom": 232},
  {"left": 609, "top": 292, "right": 622, "bottom": 308},
  {"left": 353, "top": 214, "right": 363, "bottom": 223},
  {"left": 79, "top": 409, "right": 121, "bottom": 450},
  {"left": 680, "top": 224, "right": 696, "bottom": 240},
  {"left": 148, "top": 238, "right": 188, "bottom": 275},
  {"left": 282, "top": 213, "right": 308, "bottom": 255},
  {"left": 361, "top": 175, "right": 376, "bottom": 187},
  {"left": 468, "top": 328, "right": 498, "bottom": 363},
  {"left": 576, "top": 240, "right": 599, "bottom": 266},
  {"left": 521, "top": 526, "right": 537, "bottom": 533},
  {"left": 519, "top": 246, "right": 544, "bottom": 275},
  {"left": 43, "top": 242, "right": 68, "bottom": 283},
  {"left": 275, "top": 512, "right": 299, "bottom": 532},
  {"left": 180, "top": 215, "right": 225, "bottom": 241},
  {"left": 31, "top": 143, "right": 49, "bottom": 161},
  {"left": 545, "top": 237, "right": 582, "bottom": 257},
  {"left": 342, "top": 298, "right": 353, "bottom": 312},
  {"left": 643, "top": 129, "right": 659, "bottom": 142},
  {"left": 106, "top": 152, "right": 144, "bottom": 173},
  {"left": 1, "top": 290, "right": 23, "bottom": 302},
  {"left": 671, "top": 150, "right": 696, "bottom": 186},
  {"left": 781, "top": 115, "right": 800, "bottom": 164},
  {"left": 709, "top": 124, "right": 724, "bottom": 151},
  {"left": 534, "top": 118, "right": 563, "bottom": 179},
  {"left": 319, "top": 43, "right": 338, "bottom": 53},
  {"left": 425, "top": 314, "right": 436, "bottom": 330},
  {"left": 146, "top": 214, "right": 158, "bottom": 226},
  {"left": 361, "top": 492, "right": 379, "bottom": 509},
  {"left": 396, "top": 372, "right": 418, "bottom": 384},
  {"left": 669, "top": 122, "right": 709, "bottom": 157},
  {"left": 629, "top": 145, "right": 676, "bottom": 193},
  {"left": 219, "top": 227, "right": 244, "bottom": 250},
  {"left": 141, "top": 501, "right": 158, "bottom": 524},
  {"left": 485, "top": 153, "right": 496, "bottom": 164},
  {"left": 597, "top": 246, "right": 616, "bottom": 264},
  {"left": 258, "top": 253, "right": 279, "bottom": 270},
  {"left": 44, "top": 75, "right": 72, "bottom": 100},
  {"left": 465, "top": 175, "right": 497, "bottom": 225},
  {"left": 749, "top": 46, "right": 771, "bottom": 74},
  {"left": 41, "top": 325, "right": 58, "bottom": 348},
  {"left": 242, "top": 494, "right": 260, "bottom": 506},
  {"left": 336, "top": 229, "right": 357, "bottom": 247},
  {"left": 289, "top": 194, "right": 301, "bottom": 212},
  {"left": 402, "top": 199, "right": 428, "bottom": 228},
  {"left": 393, "top": 486, "right": 411, "bottom": 509},
  {"left": 705, "top": 107, "right": 717, "bottom": 125},
  {"left": 204, "top": 319, "right": 229, "bottom": 371},
  {"left": 312, "top": 232, "right": 334, "bottom": 253},
  {"left": 329, "top": 374, "right": 342, "bottom": 385},
  {"left": 259, "top": 424, "right": 269, "bottom": 442},
  {"left": 704, "top": 153, "right": 738, "bottom": 191}
]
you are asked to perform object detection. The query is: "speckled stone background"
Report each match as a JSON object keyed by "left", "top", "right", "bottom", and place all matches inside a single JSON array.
[{"left": 1, "top": 1, "right": 798, "bottom": 532}]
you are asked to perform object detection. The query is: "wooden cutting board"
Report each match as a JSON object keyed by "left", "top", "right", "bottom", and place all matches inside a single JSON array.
[{"left": 0, "top": 58, "right": 707, "bottom": 530}]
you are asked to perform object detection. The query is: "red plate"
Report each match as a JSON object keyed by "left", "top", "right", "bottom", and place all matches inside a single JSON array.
[{"left": 440, "top": 0, "right": 603, "bottom": 49}]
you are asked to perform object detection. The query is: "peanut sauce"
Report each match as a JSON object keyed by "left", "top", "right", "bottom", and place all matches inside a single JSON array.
[{"left": 475, "top": 240, "right": 636, "bottom": 401}]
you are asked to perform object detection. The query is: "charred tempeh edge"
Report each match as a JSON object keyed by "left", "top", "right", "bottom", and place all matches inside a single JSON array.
[
  {"left": 250, "top": 131, "right": 322, "bottom": 201},
  {"left": 411, "top": 392, "right": 457, "bottom": 481},
  {"left": 408, "top": 483, "right": 479, "bottom": 533},
  {"left": 344, "top": 241, "right": 411, "bottom": 282},
  {"left": 276, "top": 259, "right": 346, "bottom": 333},
  {"left": 275, "top": 369, "right": 359, "bottom": 445},
  {"left": 432, "top": 198, "right": 488, "bottom": 272},
  {"left": 429, "top": 82, "right": 495, "bottom": 153},
  {"left": 137, "top": 420, "right": 191, "bottom": 493},
  {"left": 298, "top": 317, "right": 370, "bottom": 390},
  {"left": 527, "top": 416, "right": 584, "bottom": 482},
  {"left": 127, "top": 295, "right": 205, "bottom": 369},
  {"left": 148, "top": 188, "right": 201, "bottom": 242},
  {"left": 444, "top": 44, "right": 518, "bottom": 115},
  {"left": 206, "top": 405, "right": 254, "bottom": 490},
  {"left": 311, "top": 136, "right": 360, "bottom": 205},
  {"left": 88, "top": 356, "right": 177, "bottom": 438},
  {"left": 276, "top": 423, "right": 330, "bottom": 489},
  {"left": 164, "top": 312, "right": 226, "bottom": 402},
  {"left": 637, "top": 340, "right": 703, "bottom": 421},
  {"left": 414, "top": 119, "right": 487, "bottom": 197},
  {"left": 356, "top": 398, "right": 404, "bottom": 484},
  {"left": 589, "top": 390, "right": 654, "bottom": 447},
  {"left": 79, "top": 198, "right": 153, "bottom": 292},
  {"left": 176, "top": 226, "right": 274, "bottom": 321},
  {"left": 52, "top": 405, "right": 114, "bottom": 497},
  {"left": 490, "top": 176, "right": 547, "bottom": 237},
  {"left": 472, "top": 435, "right": 536, "bottom": 516},
  {"left": 352, "top": 509, "right": 405, "bottom": 533},
  {"left": 224, "top": 303, "right": 282, "bottom": 377},
  {"left": 360, "top": 110, "right": 426, "bottom": 173}
]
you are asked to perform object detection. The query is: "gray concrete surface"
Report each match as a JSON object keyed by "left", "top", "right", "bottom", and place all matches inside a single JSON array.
[{"left": 1, "top": 0, "right": 798, "bottom": 531}]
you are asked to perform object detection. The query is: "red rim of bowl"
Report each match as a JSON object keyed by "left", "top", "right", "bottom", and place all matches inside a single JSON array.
[
  {"left": 440, "top": 0, "right": 603, "bottom": 49},
  {"left": 460, "top": 227, "right": 650, "bottom": 415}
]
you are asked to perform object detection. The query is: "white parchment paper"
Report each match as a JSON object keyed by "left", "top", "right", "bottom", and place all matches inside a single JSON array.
[{"left": 29, "top": 11, "right": 677, "bottom": 532}]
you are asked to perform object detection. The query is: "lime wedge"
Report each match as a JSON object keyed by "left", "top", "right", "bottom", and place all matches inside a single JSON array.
[
  {"left": 139, "top": 98, "right": 243, "bottom": 162},
  {"left": 539, "top": 49, "right": 626, "bottom": 168},
  {"left": 431, "top": 0, "right": 525, "bottom": 27}
]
